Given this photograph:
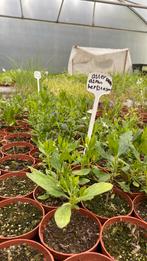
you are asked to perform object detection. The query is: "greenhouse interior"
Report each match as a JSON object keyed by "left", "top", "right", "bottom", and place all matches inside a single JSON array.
[{"left": 0, "top": 0, "right": 147, "bottom": 261}]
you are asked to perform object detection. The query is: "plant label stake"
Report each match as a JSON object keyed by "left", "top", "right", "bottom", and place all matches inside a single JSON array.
[
  {"left": 34, "top": 71, "right": 41, "bottom": 93},
  {"left": 87, "top": 72, "right": 112, "bottom": 140}
]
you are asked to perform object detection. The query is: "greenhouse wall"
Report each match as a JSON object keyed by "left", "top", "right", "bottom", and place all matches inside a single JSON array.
[{"left": 0, "top": 17, "right": 147, "bottom": 72}]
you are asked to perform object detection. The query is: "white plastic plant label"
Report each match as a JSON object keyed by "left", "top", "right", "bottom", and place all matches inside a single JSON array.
[
  {"left": 87, "top": 73, "right": 112, "bottom": 141},
  {"left": 87, "top": 73, "right": 112, "bottom": 96},
  {"left": 34, "top": 71, "right": 41, "bottom": 80},
  {"left": 34, "top": 71, "right": 41, "bottom": 93}
]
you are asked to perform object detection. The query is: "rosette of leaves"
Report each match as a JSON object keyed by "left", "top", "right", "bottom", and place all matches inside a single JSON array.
[{"left": 27, "top": 165, "right": 112, "bottom": 228}]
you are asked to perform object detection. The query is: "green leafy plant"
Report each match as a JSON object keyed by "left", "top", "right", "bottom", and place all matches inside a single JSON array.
[{"left": 27, "top": 166, "right": 112, "bottom": 228}]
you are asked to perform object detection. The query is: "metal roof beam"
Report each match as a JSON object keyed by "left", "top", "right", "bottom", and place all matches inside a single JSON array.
[{"left": 82, "top": 0, "right": 147, "bottom": 9}]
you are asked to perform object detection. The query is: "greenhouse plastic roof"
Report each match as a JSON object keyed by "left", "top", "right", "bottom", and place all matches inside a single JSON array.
[{"left": 0, "top": 0, "right": 146, "bottom": 32}]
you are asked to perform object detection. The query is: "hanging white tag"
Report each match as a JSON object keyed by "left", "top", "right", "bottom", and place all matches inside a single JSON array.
[
  {"left": 34, "top": 71, "right": 41, "bottom": 93},
  {"left": 87, "top": 72, "right": 112, "bottom": 140}
]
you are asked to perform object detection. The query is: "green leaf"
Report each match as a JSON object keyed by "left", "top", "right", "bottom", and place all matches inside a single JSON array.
[
  {"left": 27, "top": 168, "right": 66, "bottom": 198},
  {"left": 79, "top": 182, "right": 113, "bottom": 201},
  {"left": 132, "top": 181, "right": 140, "bottom": 188},
  {"left": 54, "top": 203, "right": 72, "bottom": 228},
  {"left": 79, "top": 178, "right": 90, "bottom": 185},
  {"left": 130, "top": 144, "right": 140, "bottom": 161},
  {"left": 93, "top": 168, "right": 110, "bottom": 182},
  {"left": 117, "top": 181, "right": 130, "bottom": 192},
  {"left": 108, "top": 132, "right": 119, "bottom": 155},
  {"left": 140, "top": 128, "right": 147, "bottom": 154},
  {"left": 118, "top": 131, "right": 133, "bottom": 157},
  {"left": 38, "top": 193, "right": 50, "bottom": 200},
  {"left": 50, "top": 152, "right": 61, "bottom": 171},
  {"left": 72, "top": 168, "right": 90, "bottom": 176}
]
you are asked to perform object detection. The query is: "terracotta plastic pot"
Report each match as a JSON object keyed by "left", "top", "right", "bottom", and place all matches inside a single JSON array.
[
  {"left": 0, "top": 197, "right": 45, "bottom": 242},
  {"left": 4, "top": 132, "right": 32, "bottom": 143},
  {"left": 64, "top": 252, "right": 113, "bottom": 261},
  {"left": 100, "top": 216, "right": 147, "bottom": 260},
  {"left": 133, "top": 194, "right": 147, "bottom": 223},
  {"left": 39, "top": 208, "right": 101, "bottom": 260},
  {"left": 1, "top": 141, "right": 34, "bottom": 156},
  {"left": 16, "top": 120, "right": 30, "bottom": 127},
  {"left": 126, "top": 190, "right": 144, "bottom": 200},
  {"left": 82, "top": 187, "right": 133, "bottom": 224},
  {"left": 30, "top": 147, "right": 41, "bottom": 163},
  {"left": 0, "top": 154, "right": 35, "bottom": 174},
  {"left": 0, "top": 239, "right": 54, "bottom": 261},
  {"left": 33, "top": 186, "right": 60, "bottom": 213},
  {"left": 140, "top": 112, "right": 147, "bottom": 123},
  {"left": 6, "top": 125, "right": 31, "bottom": 133},
  {"left": 0, "top": 129, "right": 7, "bottom": 136},
  {"left": 0, "top": 172, "right": 37, "bottom": 200}
]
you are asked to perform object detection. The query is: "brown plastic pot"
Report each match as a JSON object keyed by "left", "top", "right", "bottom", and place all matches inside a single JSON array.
[
  {"left": 0, "top": 129, "right": 7, "bottom": 136},
  {"left": 33, "top": 186, "right": 60, "bottom": 213},
  {"left": 39, "top": 208, "right": 101, "bottom": 260},
  {"left": 0, "top": 154, "right": 35, "bottom": 174},
  {"left": 133, "top": 194, "right": 147, "bottom": 223},
  {"left": 30, "top": 147, "right": 41, "bottom": 163},
  {"left": 82, "top": 187, "right": 133, "bottom": 224},
  {"left": 126, "top": 190, "right": 145, "bottom": 200},
  {"left": 0, "top": 239, "right": 54, "bottom": 260},
  {"left": 0, "top": 172, "right": 37, "bottom": 200},
  {"left": 64, "top": 252, "right": 113, "bottom": 261},
  {"left": 100, "top": 216, "right": 147, "bottom": 260},
  {"left": 4, "top": 132, "right": 32, "bottom": 143},
  {"left": 6, "top": 125, "right": 31, "bottom": 133},
  {"left": 140, "top": 112, "right": 147, "bottom": 123},
  {"left": 16, "top": 120, "right": 30, "bottom": 127},
  {"left": 0, "top": 197, "right": 45, "bottom": 242},
  {"left": 2, "top": 141, "right": 34, "bottom": 156}
]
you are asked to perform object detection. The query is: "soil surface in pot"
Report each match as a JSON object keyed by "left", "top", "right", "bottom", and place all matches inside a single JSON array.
[
  {"left": 36, "top": 188, "right": 66, "bottom": 207},
  {"left": 4, "top": 146, "right": 31, "bottom": 154},
  {"left": 0, "top": 243, "right": 44, "bottom": 261},
  {"left": 0, "top": 159, "right": 33, "bottom": 171},
  {"left": 44, "top": 211, "right": 99, "bottom": 253},
  {"left": 103, "top": 221, "right": 146, "bottom": 261},
  {"left": 84, "top": 191, "right": 130, "bottom": 218},
  {"left": 0, "top": 201, "right": 42, "bottom": 237},
  {"left": 136, "top": 200, "right": 147, "bottom": 222},
  {"left": 7, "top": 136, "right": 31, "bottom": 143},
  {"left": 7, "top": 126, "right": 30, "bottom": 133},
  {"left": 0, "top": 176, "right": 36, "bottom": 197}
]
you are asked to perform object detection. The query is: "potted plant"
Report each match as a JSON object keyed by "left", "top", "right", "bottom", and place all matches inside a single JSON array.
[
  {"left": 0, "top": 197, "right": 44, "bottom": 242},
  {"left": 4, "top": 132, "right": 32, "bottom": 143},
  {"left": 0, "top": 239, "right": 54, "bottom": 261},
  {"left": 82, "top": 131, "right": 134, "bottom": 223},
  {"left": 117, "top": 127, "right": 147, "bottom": 199},
  {"left": 1, "top": 141, "right": 34, "bottom": 155},
  {"left": 27, "top": 166, "right": 112, "bottom": 260},
  {"left": 0, "top": 154, "right": 35, "bottom": 174},
  {"left": 100, "top": 216, "right": 147, "bottom": 261}
]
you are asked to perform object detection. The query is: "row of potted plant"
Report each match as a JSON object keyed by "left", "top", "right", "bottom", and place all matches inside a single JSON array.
[
  {"left": 0, "top": 194, "right": 146, "bottom": 261},
  {"left": 0, "top": 71, "right": 146, "bottom": 261}
]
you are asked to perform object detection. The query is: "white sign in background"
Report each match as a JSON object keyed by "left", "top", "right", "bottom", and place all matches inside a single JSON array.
[
  {"left": 87, "top": 73, "right": 112, "bottom": 140},
  {"left": 34, "top": 71, "right": 41, "bottom": 93}
]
